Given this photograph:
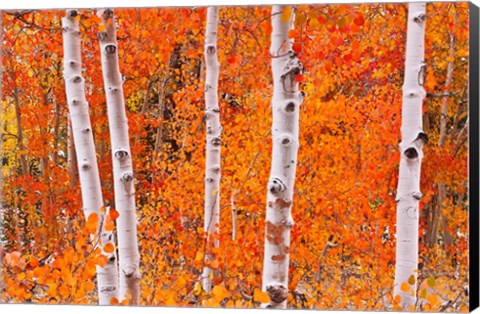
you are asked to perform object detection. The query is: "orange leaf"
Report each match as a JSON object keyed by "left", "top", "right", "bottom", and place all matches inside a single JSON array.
[
  {"left": 110, "top": 297, "right": 119, "bottom": 305},
  {"left": 394, "top": 294, "right": 402, "bottom": 304},
  {"left": 427, "top": 294, "right": 438, "bottom": 305},
  {"left": 97, "top": 254, "right": 108, "bottom": 267},
  {"left": 109, "top": 209, "right": 120, "bottom": 220},
  {"left": 212, "top": 285, "right": 230, "bottom": 301},
  {"left": 103, "top": 243, "right": 115, "bottom": 253},
  {"left": 400, "top": 282, "right": 410, "bottom": 292},
  {"left": 105, "top": 216, "right": 115, "bottom": 231},
  {"left": 288, "top": 29, "right": 299, "bottom": 39},
  {"left": 86, "top": 212, "right": 99, "bottom": 231},
  {"left": 253, "top": 289, "right": 270, "bottom": 303},
  {"left": 210, "top": 259, "right": 219, "bottom": 269},
  {"left": 29, "top": 257, "right": 39, "bottom": 268}
]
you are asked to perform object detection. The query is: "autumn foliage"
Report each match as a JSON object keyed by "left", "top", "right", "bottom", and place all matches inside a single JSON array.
[{"left": 0, "top": 3, "right": 470, "bottom": 311}]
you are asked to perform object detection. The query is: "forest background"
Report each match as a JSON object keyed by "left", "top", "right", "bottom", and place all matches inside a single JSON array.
[{"left": 0, "top": 0, "right": 478, "bottom": 310}]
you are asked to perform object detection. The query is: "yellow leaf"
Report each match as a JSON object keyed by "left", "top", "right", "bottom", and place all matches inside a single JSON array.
[
  {"left": 296, "top": 12, "right": 307, "bottom": 24},
  {"left": 193, "top": 282, "right": 203, "bottom": 296},
  {"left": 419, "top": 288, "right": 427, "bottom": 299},
  {"left": 400, "top": 282, "right": 410, "bottom": 292},
  {"left": 408, "top": 275, "right": 416, "bottom": 285},
  {"left": 203, "top": 297, "right": 220, "bottom": 307},
  {"left": 211, "top": 189, "right": 217, "bottom": 196},
  {"left": 195, "top": 251, "right": 204, "bottom": 262},
  {"left": 212, "top": 285, "right": 230, "bottom": 301},
  {"left": 426, "top": 275, "right": 436, "bottom": 287},
  {"left": 253, "top": 289, "right": 270, "bottom": 303},
  {"left": 99, "top": 25, "right": 106, "bottom": 32},
  {"left": 47, "top": 283, "right": 58, "bottom": 298},
  {"left": 281, "top": 7, "right": 292, "bottom": 23},
  {"left": 177, "top": 276, "right": 187, "bottom": 287}
]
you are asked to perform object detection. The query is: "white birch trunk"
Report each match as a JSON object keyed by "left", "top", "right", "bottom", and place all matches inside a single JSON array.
[
  {"left": 61, "top": 9, "right": 119, "bottom": 305},
  {"left": 202, "top": 6, "right": 221, "bottom": 294},
  {"left": 393, "top": 3, "right": 427, "bottom": 310},
  {"left": 262, "top": 5, "right": 303, "bottom": 309},
  {"left": 67, "top": 114, "right": 79, "bottom": 188},
  {"left": 97, "top": 9, "right": 141, "bottom": 305}
]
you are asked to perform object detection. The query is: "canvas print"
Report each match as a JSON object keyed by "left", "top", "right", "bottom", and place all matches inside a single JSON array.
[{"left": 0, "top": 1, "right": 477, "bottom": 312}]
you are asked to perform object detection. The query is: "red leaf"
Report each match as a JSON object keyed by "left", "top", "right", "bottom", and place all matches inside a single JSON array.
[
  {"left": 294, "top": 74, "right": 304, "bottom": 82},
  {"left": 292, "top": 43, "right": 302, "bottom": 53},
  {"left": 354, "top": 14, "right": 364, "bottom": 26},
  {"left": 317, "top": 15, "right": 327, "bottom": 24}
]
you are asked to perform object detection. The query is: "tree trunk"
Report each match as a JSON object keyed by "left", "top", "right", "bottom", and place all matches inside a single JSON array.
[
  {"left": 262, "top": 5, "right": 304, "bottom": 309},
  {"left": 98, "top": 8, "right": 141, "bottom": 305},
  {"left": 67, "top": 114, "right": 79, "bottom": 188},
  {"left": 434, "top": 4, "right": 457, "bottom": 248},
  {"left": 12, "top": 78, "right": 29, "bottom": 176},
  {"left": 201, "top": 6, "right": 221, "bottom": 294},
  {"left": 62, "top": 9, "right": 119, "bottom": 305},
  {"left": 393, "top": 3, "right": 427, "bottom": 310}
]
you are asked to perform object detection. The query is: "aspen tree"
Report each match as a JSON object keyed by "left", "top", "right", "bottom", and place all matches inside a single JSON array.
[
  {"left": 262, "top": 5, "right": 303, "bottom": 309},
  {"left": 67, "top": 115, "right": 78, "bottom": 188},
  {"left": 97, "top": 8, "right": 141, "bottom": 304},
  {"left": 202, "top": 6, "right": 221, "bottom": 294},
  {"left": 61, "top": 9, "right": 118, "bottom": 305},
  {"left": 435, "top": 4, "right": 457, "bottom": 248},
  {"left": 393, "top": 2, "right": 427, "bottom": 310}
]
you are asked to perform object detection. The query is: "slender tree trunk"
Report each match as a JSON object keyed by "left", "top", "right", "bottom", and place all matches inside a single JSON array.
[
  {"left": 67, "top": 114, "right": 79, "bottom": 188},
  {"left": 262, "top": 5, "right": 304, "bottom": 309},
  {"left": 53, "top": 99, "right": 61, "bottom": 166},
  {"left": 62, "top": 9, "right": 119, "bottom": 305},
  {"left": 98, "top": 9, "right": 141, "bottom": 305},
  {"left": 201, "top": 6, "right": 222, "bottom": 294},
  {"left": 393, "top": 3, "right": 427, "bottom": 310},
  {"left": 435, "top": 5, "right": 457, "bottom": 248},
  {"left": 12, "top": 79, "right": 29, "bottom": 176}
]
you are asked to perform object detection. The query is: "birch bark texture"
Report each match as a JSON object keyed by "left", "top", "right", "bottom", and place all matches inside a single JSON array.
[
  {"left": 202, "top": 6, "right": 221, "bottom": 294},
  {"left": 262, "top": 5, "right": 303, "bottom": 309},
  {"left": 61, "top": 9, "right": 119, "bottom": 305},
  {"left": 97, "top": 9, "right": 141, "bottom": 304},
  {"left": 393, "top": 2, "right": 427, "bottom": 310}
]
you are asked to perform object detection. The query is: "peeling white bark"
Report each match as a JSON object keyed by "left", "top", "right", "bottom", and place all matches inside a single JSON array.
[
  {"left": 202, "top": 6, "right": 221, "bottom": 294},
  {"left": 393, "top": 3, "right": 427, "bottom": 310},
  {"left": 262, "top": 5, "right": 303, "bottom": 309},
  {"left": 61, "top": 9, "right": 119, "bottom": 305},
  {"left": 97, "top": 9, "right": 141, "bottom": 305}
]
